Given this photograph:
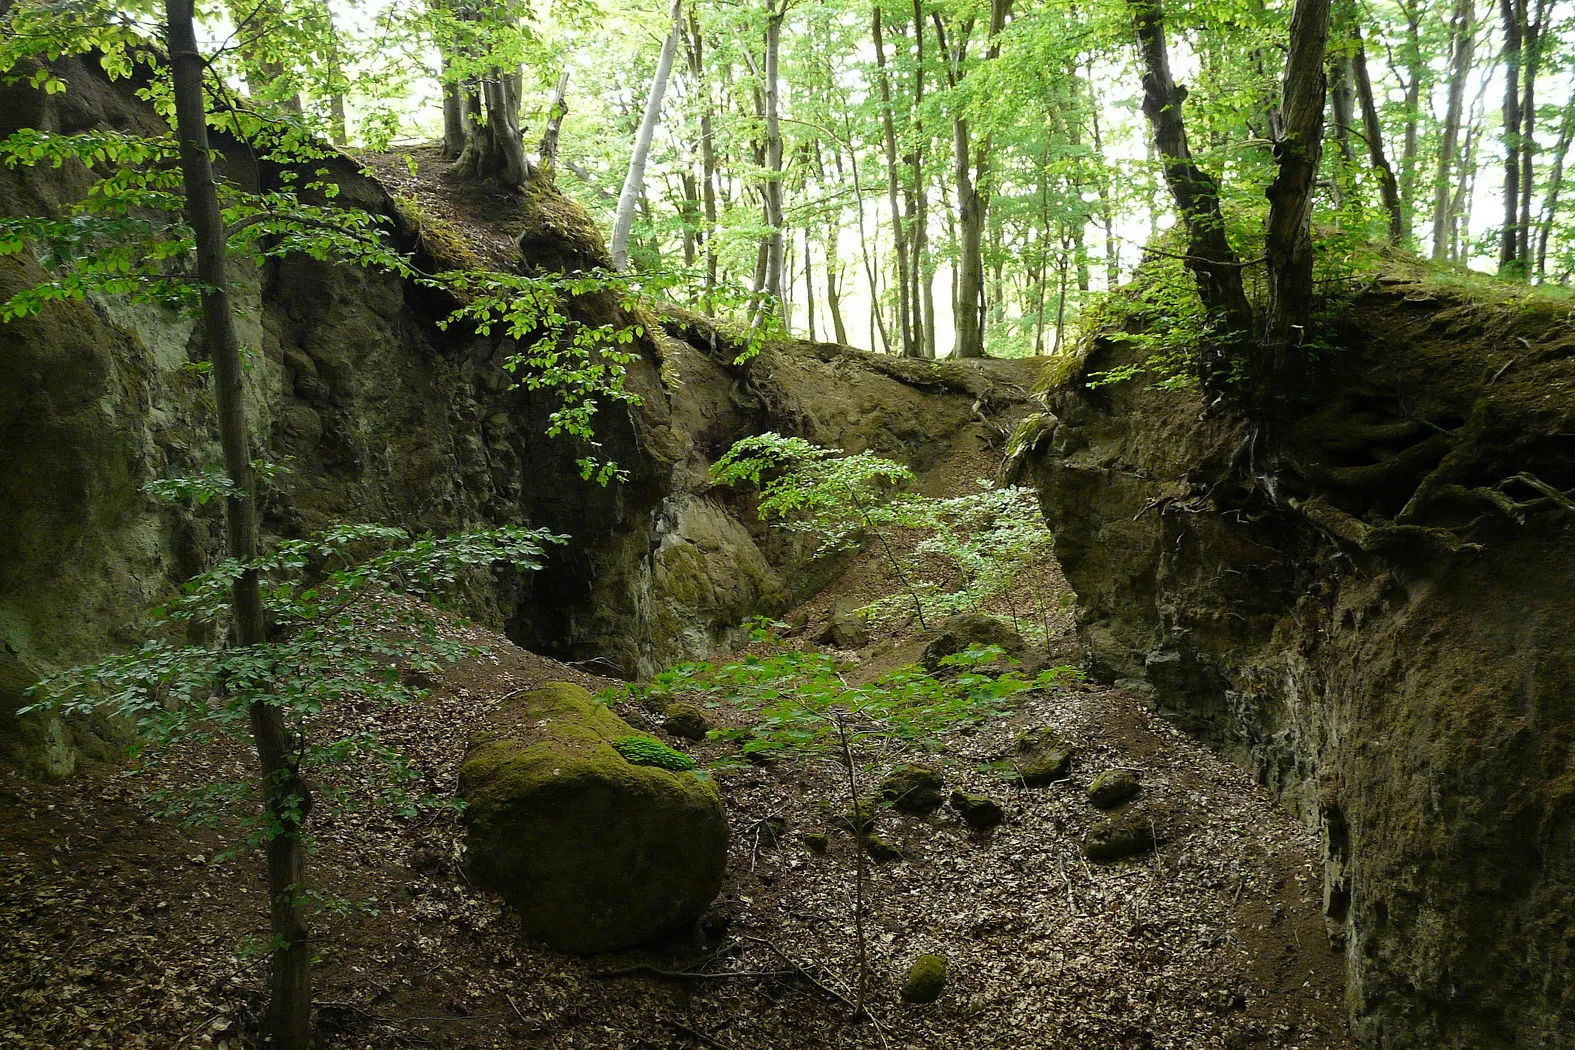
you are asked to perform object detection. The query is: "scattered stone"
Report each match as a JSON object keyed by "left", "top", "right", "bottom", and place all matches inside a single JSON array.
[
  {"left": 921, "top": 612, "right": 1023, "bottom": 670},
  {"left": 663, "top": 701, "right": 711, "bottom": 741},
  {"left": 949, "top": 789, "right": 1005, "bottom": 831},
  {"left": 815, "top": 598, "right": 871, "bottom": 649},
  {"left": 861, "top": 832, "right": 902, "bottom": 862},
  {"left": 1013, "top": 726, "right": 1074, "bottom": 786},
  {"left": 803, "top": 832, "right": 829, "bottom": 854},
  {"left": 878, "top": 764, "right": 945, "bottom": 813},
  {"left": 1085, "top": 808, "right": 1159, "bottom": 861},
  {"left": 1088, "top": 768, "right": 1141, "bottom": 809},
  {"left": 901, "top": 954, "right": 948, "bottom": 1003},
  {"left": 459, "top": 682, "right": 729, "bottom": 954}
]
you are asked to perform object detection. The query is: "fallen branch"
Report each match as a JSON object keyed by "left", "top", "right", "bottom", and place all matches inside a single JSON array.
[{"left": 658, "top": 1016, "right": 738, "bottom": 1050}]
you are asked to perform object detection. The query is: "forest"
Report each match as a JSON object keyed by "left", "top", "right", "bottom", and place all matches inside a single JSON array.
[{"left": 0, "top": 0, "right": 1573, "bottom": 1049}]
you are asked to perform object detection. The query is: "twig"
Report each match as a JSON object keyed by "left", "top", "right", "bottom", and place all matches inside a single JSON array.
[
  {"left": 658, "top": 1016, "right": 738, "bottom": 1050},
  {"left": 505, "top": 994, "right": 528, "bottom": 1026},
  {"left": 737, "top": 936, "right": 861, "bottom": 1014}
]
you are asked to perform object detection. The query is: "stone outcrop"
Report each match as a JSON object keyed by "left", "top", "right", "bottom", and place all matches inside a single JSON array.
[
  {"left": 1020, "top": 267, "right": 1575, "bottom": 1047},
  {"left": 458, "top": 683, "right": 726, "bottom": 953},
  {"left": 0, "top": 58, "right": 1039, "bottom": 776}
]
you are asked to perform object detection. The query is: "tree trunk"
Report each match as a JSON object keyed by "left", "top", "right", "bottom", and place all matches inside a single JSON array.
[
  {"left": 1128, "top": 0, "right": 1253, "bottom": 347},
  {"left": 1397, "top": 3, "right": 1423, "bottom": 242},
  {"left": 685, "top": 13, "right": 719, "bottom": 302},
  {"left": 1432, "top": 0, "right": 1475, "bottom": 260},
  {"left": 872, "top": 5, "right": 915, "bottom": 356},
  {"left": 166, "top": 4, "right": 310, "bottom": 1049},
  {"left": 441, "top": 52, "right": 466, "bottom": 159},
  {"left": 537, "top": 70, "right": 570, "bottom": 177},
  {"left": 1264, "top": 0, "right": 1332, "bottom": 372},
  {"left": 317, "top": 0, "right": 348, "bottom": 145},
  {"left": 1351, "top": 26, "right": 1404, "bottom": 243},
  {"left": 910, "top": 0, "right": 934, "bottom": 358},
  {"left": 1328, "top": 47, "right": 1356, "bottom": 212},
  {"left": 612, "top": 0, "right": 683, "bottom": 270},
  {"left": 761, "top": 1, "right": 786, "bottom": 317},
  {"left": 1515, "top": 0, "right": 1551, "bottom": 266},
  {"left": 1535, "top": 97, "right": 1575, "bottom": 277},
  {"left": 1498, "top": 0, "right": 1524, "bottom": 275}
]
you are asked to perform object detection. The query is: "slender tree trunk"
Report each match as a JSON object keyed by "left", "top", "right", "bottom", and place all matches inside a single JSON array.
[
  {"left": 1397, "top": 3, "right": 1423, "bottom": 241},
  {"left": 803, "top": 226, "right": 817, "bottom": 340},
  {"left": 1498, "top": 0, "right": 1524, "bottom": 274},
  {"left": 167, "top": 5, "right": 310, "bottom": 1049},
  {"left": 1515, "top": 0, "right": 1550, "bottom": 266},
  {"left": 441, "top": 58, "right": 466, "bottom": 159},
  {"left": 1327, "top": 44, "right": 1356, "bottom": 212},
  {"left": 537, "top": 71, "right": 570, "bottom": 177},
  {"left": 318, "top": 0, "right": 348, "bottom": 145},
  {"left": 1535, "top": 98, "right": 1575, "bottom": 276},
  {"left": 1264, "top": 0, "right": 1332, "bottom": 372},
  {"left": 1087, "top": 67, "right": 1121, "bottom": 288},
  {"left": 911, "top": 0, "right": 935, "bottom": 358},
  {"left": 686, "top": 14, "right": 720, "bottom": 303},
  {"left": 1128, "top": 0, "right": 1253, "bottom": 348},
  {"left": 613, "top": 0, "right": 683, "bottom": 270},
  {"left": 761, "top": 1, "right": 787, "bottom": 317},
  {"left": 1351, "top": 26, "right": 1404, "bottom": 243},
  {"left": 1432, "top": 0, "right": 1475, "bottom": 260},
  {"left": 872, "top": 4, "right": 915, "bottom": 356}
]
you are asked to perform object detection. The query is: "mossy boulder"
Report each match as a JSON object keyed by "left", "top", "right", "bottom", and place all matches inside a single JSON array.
[
  {"left": 815, "top": 597, "right": 871, "bottom": 649},
  {"left": 861, "top": 831, "right": 902, "bottom": 862},
  {"left": 458, "top": 682, "right": 729, "bottom": 954},
  {"left": 878, "top": 764, "right": 945, "bottom": 813},
  {"left": 1013, "top": 726, "right": 1074, "bottom": 786},
  {"left": 921, "top": 613, "right": 1023, "bottom": 671},
  {"left": 1087, "top": 768, "right": 1141, "bottom": 809},
  {"left": 663, "top": 701, "right": 711, "bottom": 741},
  {"left": 901, "top": 954, "right": 948, "bottom": 1003},
  {"left": 1084, "top": 808, "right": 1158, "bottom": 861},
  {"left": 950, "top": 789, "right": 1005, "bottom": 831}
]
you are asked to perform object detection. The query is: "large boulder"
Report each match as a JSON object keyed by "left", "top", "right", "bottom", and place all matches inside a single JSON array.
[
  {"left": 459, "top": 682, "right": 729, "bottom": 954},
  {"left": 920, "top": 613, "right": 1023, "bottom": 670}
]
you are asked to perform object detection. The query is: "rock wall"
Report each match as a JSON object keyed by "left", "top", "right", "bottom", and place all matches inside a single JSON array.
[
  {"left": 0, "top": 58, "right": 1037, "bottom": 775},
  {"left": 1021, "top": 270, "right": 1575, "bottom": 1048}
]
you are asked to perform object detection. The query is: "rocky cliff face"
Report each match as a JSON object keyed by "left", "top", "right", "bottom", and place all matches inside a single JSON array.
[
  {"left": 1020, "top": 270, "right": 1575, "bottom": 1048},
  {"left": 0, "top": 58, "right": 1036, "bottom": 776}
]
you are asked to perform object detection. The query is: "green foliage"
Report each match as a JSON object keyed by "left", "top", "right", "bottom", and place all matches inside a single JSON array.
[
  {"left": 21, "top": 523, "right": 567, "bottom": 838},
  {"left": 612, "top": 641, "right": 1072, "bottom": 772},
  {"left": 611, "top": 734, "right": 696, "bottom": 771}
]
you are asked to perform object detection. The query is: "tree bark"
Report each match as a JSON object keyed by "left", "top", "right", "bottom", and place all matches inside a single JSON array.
[
  {"left": 612, "top": 0, "right": 683, "bottom": 270},
  {"left": 1263, "top": 0, "right": 1332, "bottom": 372},
  {"left": 537, "top": 70, "right": 570, "bottom": 177},
  {"left": 761, "top": 0, "right": 787, "bottom": 317},
  {"left": 1535, "top": 97, "right": 1575, "bottom": 277},
  {"left": 1396, "top": 1, "right": 1423, "bottom": 242},
  {"left": 872, "top": 4, "right": 915, "bottom": 356},
  {"left": 166, "top": 4, "right": 310, "bottom": 1048},
  {"left": 685, "top": 12, "right": 719, "bottom": 302},
  {"left": 1350, "top": 26, "right": 1404, "bottom": 243},
  {"left": 1432, "top": 0, "right": 1475, "bottom": 260},
  {"left": 1498, "top": 0, "right": 1524, "bottom": 274},
  {"left": 1128, "top": 0, "right": 1253, "bottom": 346}
]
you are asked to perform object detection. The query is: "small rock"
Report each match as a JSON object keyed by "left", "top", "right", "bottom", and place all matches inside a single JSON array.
[
  {"left": 861, "top": 832, "right": 902, "bottom": 862},
  {"left": 1013, "top": 726, "right": 1074, "bottom": 786},
  {"left": 803, "top": 832, "right": 829, "bottom": 854},
  {"left": 753, "top": 815, "right": 787, "bottom": 848},
  {"left": 901, "top": 953, "right": 948, "bottom": 1003},
  {"left": 879, "top": 765, "right": 945, "bottom": 813},
  {"left": 815, "top": 598, "right": 871, "bottom": 649},
  {"left": 1087, "top": 768, "right": 1141, "bottom": 809},
  {"left": 921, "top": 613, "right": 1023, "bottom": 670},
  {"left": 949, "top": 789, "right": 1004, "bottom": 831},
  {"left": 663, "top": 701, "right": 711, "bottom": 741},
  {"left": 1084, "top": 809, "right": 1159, "bottom": 861}
]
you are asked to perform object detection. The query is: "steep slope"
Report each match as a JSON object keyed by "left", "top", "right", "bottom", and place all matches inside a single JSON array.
[
  {"left": 0, "top": 57, "right": 1038, "bottom": 775},
  {"left": 1019, "top": 265, "right": 1575, "bottom": 1048}
]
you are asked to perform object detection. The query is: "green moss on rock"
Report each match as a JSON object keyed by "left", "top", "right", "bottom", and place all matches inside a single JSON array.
[
  {"left": 1088, "top": 768, "right": 1141, "bottom": 809},
  {"left": 950, "top": 789, "right": 1005, "bottom": 830},
  {"left": 459, "top": 682, "right": 728, "bottom": 954},
  {"left": 1014, "top": 726, "right": 1074, "bottom": 786},
  {"left": 612, "top": 734, "right": 696, "bottom": 770},
  {"left": 861, "top": 831, "right": 902, "bottom": 862},
  {"left": 901, "top": 954, "right": 948, "bottom": 1004},
  {"left": 879, "top": 764, "right": 945, "bottom": 813},
  {"left": 921, "top": 613, "right": 1023, "bottom": 671},
  {"left": 1084, "top": 809, "right": 1158, "bottom": 861},
  {"left": 663, "top": 701, "right": 711, "bottom": 741}
]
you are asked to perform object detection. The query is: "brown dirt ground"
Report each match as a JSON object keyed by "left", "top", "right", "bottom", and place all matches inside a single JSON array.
[{"left": 0, "top": 417, "right": 1357, "bottom": 1050}]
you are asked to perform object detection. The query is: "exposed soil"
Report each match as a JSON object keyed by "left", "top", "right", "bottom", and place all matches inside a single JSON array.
[{"left": 0, "top": 421, "right": 1357, "bottom": 1050}]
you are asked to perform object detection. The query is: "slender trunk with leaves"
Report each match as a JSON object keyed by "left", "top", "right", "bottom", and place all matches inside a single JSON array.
[
  {"left": 166, "top": 3, "right": 311, "bottom": 1047},
  {"left": 1432, "top": 0, "right": 1476, "bottom": 260},
  {"left": 873, "top": 3, "right": 916, "bottom": 356},
  {"left": 612, "top": 0, "right": 683, "bottom": 270}
]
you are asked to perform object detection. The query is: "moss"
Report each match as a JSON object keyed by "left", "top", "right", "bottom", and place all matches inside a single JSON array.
[
  {"left": 950, "top": 789, "right": 1005, "bottom": 831},
  {"left": 861, "top": 831, "right": 902, "bottom": 862},
  {"left": 663, "top": 701, "right": 711, "bottom": 741},
  {"left": 458, "top": 683, "right": 727, "bottom": 954},
  {"left": 803, "top": 832, "right": 829, "bottom": 854},
  {"left": 879, "top": 764, "right": 945, "bottom": 813},
  {"left": 1088, "top": 768, "right": 1141, "bottom": 809},
  {"left": 1014, "top": 726, "right": 1074, "bottom": 786},
  {"left": 613, "top": 734, "right": 696, "bottom": 771},
  {"left": 1084, "top": 809, "right": 1158, "bottom": 861},
  {"left": 901, "top": 954, "right": 948, "bottom": 1004}
]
